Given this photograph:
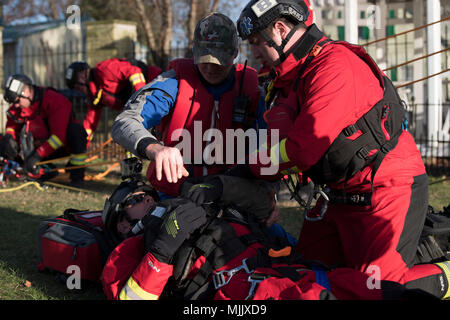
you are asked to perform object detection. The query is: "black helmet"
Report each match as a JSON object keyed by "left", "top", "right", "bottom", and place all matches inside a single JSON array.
[
  {"left": 4, "top": 74, "right": 34, "bottom": 104},
  {"left": 102, "top": 180, "right": 159, "bottom": 244},
  {"left": 237, "top": 0, "right": 311, "bottom": 40},
  {"left": 65, "top": 61, "right": 90, "bottom": 89}
]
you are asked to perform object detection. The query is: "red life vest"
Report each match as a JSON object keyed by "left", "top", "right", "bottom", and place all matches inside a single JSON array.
[{"left": 146, "top": 58, "right": 261, "bottom": 196}]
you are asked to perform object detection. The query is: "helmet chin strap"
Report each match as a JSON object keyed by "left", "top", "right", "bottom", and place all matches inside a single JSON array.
[{"left": 259, "top": 23, "right": 301, "bottom": 63}]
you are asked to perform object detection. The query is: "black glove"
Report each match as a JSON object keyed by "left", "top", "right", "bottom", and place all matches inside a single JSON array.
[
  {"left": 0, "top": 134, "right": 18, "bottom": 160},
  {"left": 180, "top": 177, "right": 223, "bottom": 205},
  {"left": 147, "top": 200, "right": 207, "bottom": 264},
  {"left": 24, "top": 150, "right": 42, "bottom": 175}
]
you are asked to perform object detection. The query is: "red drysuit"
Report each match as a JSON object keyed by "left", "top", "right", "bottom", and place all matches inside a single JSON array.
[
  {"left": 84, "top": 58, "right": 160, "bottom": 135},
  {"left": 101, "top": 221, "right": 402, "bottom": 301},
  {"left": 5, "top": 88, "right": 74, "bottom": 159},
  {"left": 250, "top": 25, "right": 447, "bottom": 298}
]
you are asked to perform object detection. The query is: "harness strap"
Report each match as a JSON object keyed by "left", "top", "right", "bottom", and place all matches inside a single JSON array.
[
  {"left": 312, "top": 266, "right": 331, "bottom": 291},
  {"left": 292, "top": 37, "right": 333, "bottom": 93},
  {"left": 182, "top": 218, "right": 256, "bottom": 299},
  {"left": 327, "top": 189, "right": 372, "bottom": 206}
]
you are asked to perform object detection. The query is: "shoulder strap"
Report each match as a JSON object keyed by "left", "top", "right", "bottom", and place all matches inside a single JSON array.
[{"left": 292, "top": 38, "right": 333, "bottom": 93}]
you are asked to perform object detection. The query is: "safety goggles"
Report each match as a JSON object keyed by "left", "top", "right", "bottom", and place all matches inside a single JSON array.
[
  {"left": 118, "top": 193, "right": 147, "bottom": 225},
  {"left": 123, "top": 193, "right": 146, "bottom": 208}
]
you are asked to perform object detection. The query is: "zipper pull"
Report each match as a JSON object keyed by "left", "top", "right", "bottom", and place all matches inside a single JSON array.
[
  {"left": 72, "top": 246, "right": 78, "bottom": 260},
  {"left": 382, "top": 105, "right": 390, "bottom": 119}
]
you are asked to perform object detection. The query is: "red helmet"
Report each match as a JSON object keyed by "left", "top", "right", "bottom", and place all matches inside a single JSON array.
[{"left": 237, "top": 0, "right": 314, "bottom": 40}]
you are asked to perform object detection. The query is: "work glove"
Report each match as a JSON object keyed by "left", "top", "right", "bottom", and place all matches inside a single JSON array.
[
  {"left": 0, "top": 134, "right": 18, "bottom": 160},
  {"left": 24, "top": 150, "right": 42, "bottom": 175},
  {"left": 179, "top": 177, "right": 223, "bottom": 205},
  {"left": 146, "top": 199, "right": 207, "bottom": 264}
]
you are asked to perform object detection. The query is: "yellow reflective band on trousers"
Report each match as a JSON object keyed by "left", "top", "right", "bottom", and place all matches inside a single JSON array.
[
  {"left": 47, "top": 135, "right": 64, "bottom": 150},
  {"left": 129, "top": 73, "right": 146, "bottom": 87},
  {"left": 119, "top": 277, "right": 159, "bottom": 300},
  {"left": 435, "top": 261, "right": 450, "bottom": 299},
  {"left": 69, "top": 154, "right": 86, "bottom": 166}
]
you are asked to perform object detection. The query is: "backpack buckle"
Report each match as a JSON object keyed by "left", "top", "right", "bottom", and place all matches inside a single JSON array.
[
  {"left": 356, "top": 147, "right": 370, "bottom": 159},
  {"left": 343, "top": 124, "right": 358, "bottom": 137},
  {"left": 212, "top": 258, "right": 253, "bottom": 290}
]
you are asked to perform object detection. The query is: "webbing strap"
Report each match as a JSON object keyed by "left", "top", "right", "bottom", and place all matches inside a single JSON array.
[{"left": 313, "top": 266, "right": 331, "bottom": 291}]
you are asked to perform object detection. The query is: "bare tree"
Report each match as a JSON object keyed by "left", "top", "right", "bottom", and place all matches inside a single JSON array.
[
  {"left": 185, "top": 0, "right": 222, "bottom": 52},
  {"left": 133, "top": 0, "right": 173, "bottom": 69}
]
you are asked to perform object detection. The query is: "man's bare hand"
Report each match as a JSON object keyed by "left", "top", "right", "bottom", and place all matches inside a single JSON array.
[{"left": 145, "top": 144, "right": 189, "bottom": 183}]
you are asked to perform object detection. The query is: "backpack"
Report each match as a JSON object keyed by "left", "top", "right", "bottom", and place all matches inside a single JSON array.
[
  {"left": 414, "top": 205, "right": 450, "bottom": 264},
  {"left": 37, "top": 209, "right": 116, "bottom": 283}
]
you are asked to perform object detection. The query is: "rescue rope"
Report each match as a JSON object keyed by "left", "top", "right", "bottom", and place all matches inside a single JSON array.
[
  {"left": 85, "top": 162, "right": 120, "bottom": 181},
  {"left": 0, "top": 181, "right": 44, "bottom": 193},
  {"left": 383, "top": 47, "right": 450, "bottom": 72},
  {"left": 51, "top": 159, "right": 121, "bottom": 173},
  {"left": 35, "top": 137, "right": 114, "bottom": 166},
  {"left": 396, "top": 68, "right": 450, "bottom": 89},
  {"left": 41, "top": 181, "right": 95, "bottom": 193},
  {"left": 362, "top": 16, "right": 450, "bottom": 47}
]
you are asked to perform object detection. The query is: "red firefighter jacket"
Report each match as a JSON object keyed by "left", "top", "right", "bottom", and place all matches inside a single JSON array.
[{"left": 5, "top": 87, "right": 73, "bottom": 159}]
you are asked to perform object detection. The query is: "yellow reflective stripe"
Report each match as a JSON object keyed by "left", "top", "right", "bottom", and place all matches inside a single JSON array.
[
  {"left": 119, "top": 277, "right": 159, "bottom": 300},
  {"left": 265, "top": 80, "right": 275, "bottom": 104},
  {"left": 269, "top": 138, "right": 290, "bottom": 166},
  {"left": 279, "top": 138, "right": 290, "bottom": 163},
  {"left": 48, "top": 134, "right": 64, "bottom": 150},
  {"left": 6, "top": 128, "right": 15, "bottom": 134},
  {"left": 435, "top": 262, "right": 450, "bottom": 299},
  {"left": 69, "top": 154, "right": 86, "bottom": 166},
  {"left": 129, "top": 73, "right": 146, "bottom": 86},
  {"left": 93, "top": 89, "right": 103, "bottom": 105}
]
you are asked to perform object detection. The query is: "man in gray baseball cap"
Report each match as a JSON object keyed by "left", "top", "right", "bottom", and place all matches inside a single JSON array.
[
  {"left": 112, "top": 12, "right": 266, "bottom": 198},
  {"left": 193, "top": 12, "right": 239, "bottom": 67}
]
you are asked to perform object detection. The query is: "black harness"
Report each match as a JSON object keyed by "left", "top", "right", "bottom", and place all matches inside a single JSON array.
[
  {"left": 270, "top": 25, "right": 407, "bottom": 208},
  {"left": 161, "top": 206, "right": 303, "bottom": 300}
]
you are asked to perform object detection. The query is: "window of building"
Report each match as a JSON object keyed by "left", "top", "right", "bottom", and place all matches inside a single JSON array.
[
  {"left": 389, "top": 9, "right": 396, "bottom": 19},
  {"left": 386, "top": 25, "right": 395, "bottom": 36},
  {"left": 338, "top": 26, "right": 345, "bottom": 41},
  {"left": 359, "top": 26, "right": 370, "bottom": 40}
]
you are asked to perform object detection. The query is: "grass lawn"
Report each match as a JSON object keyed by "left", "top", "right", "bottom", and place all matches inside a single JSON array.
[{"left": 0, "top": 163, "right": 448, "bottom": 300}]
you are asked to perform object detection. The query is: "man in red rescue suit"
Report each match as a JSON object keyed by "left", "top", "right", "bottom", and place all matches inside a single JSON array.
[
  {"left": 111, "top": 12, "right": 267, "bottom": 199},
  {"left": 231, "top": 0, "right": 450, "bottom": 299},
  {"left": 65, "top": 59, "right": 161, "bottom": 146},
  {"left": 101, "top": 175, "right": 423, "bottom": 300},
  {"left": 0, "top": 74, "right": 87, "bottom": 187}
]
